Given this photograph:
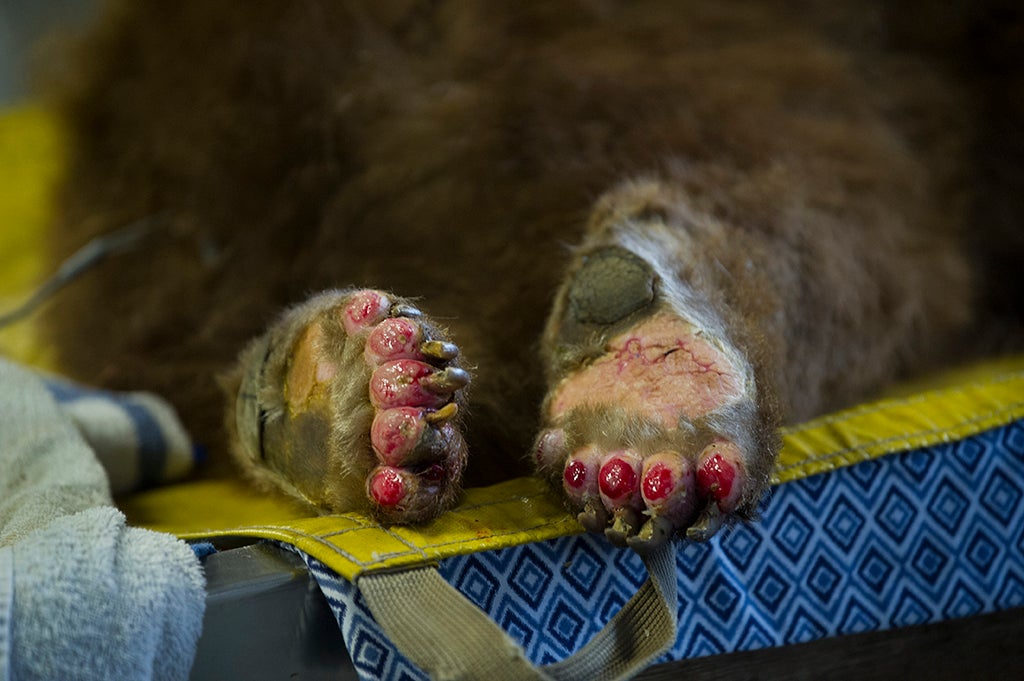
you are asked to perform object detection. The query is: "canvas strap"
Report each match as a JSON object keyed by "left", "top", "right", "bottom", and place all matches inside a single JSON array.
[{"left": 359, "top": 541, "right": 677, "bottom": 680}]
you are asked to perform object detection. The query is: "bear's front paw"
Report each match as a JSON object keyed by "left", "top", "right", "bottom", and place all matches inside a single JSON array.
[{"left": 229, "top": 289, "right": 469, "bottom": 524}]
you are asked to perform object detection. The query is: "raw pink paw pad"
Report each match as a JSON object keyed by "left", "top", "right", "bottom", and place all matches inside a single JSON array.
[
  {"left": 537, "top": 305, "right": 753, "bottom": 546},
  {"left": 343, "top": 290, "right": 391, "bottom": 335},
  {"left": 537, "top": 245, "right": 762, "bottom": 549},
  {"left": 346, "top": 290, "right": 469, "bottom": 521},
  {"left": 369, "top": 360, "right": 470, "bottom": 410},
  {"left": 642, "top": 453, "right": 696, "bottom": 517},
  {"left": 547, "top": 433, "right": 749, "bottom": 549},
  {"left": 696, "top": 442, "right": 745, "bottom": 511},
  {"left": 598, "top": 452, "right": 642, "bottom": 509},
  {"left": 369, "top": 466, "right": 408, "bottom": 507}
]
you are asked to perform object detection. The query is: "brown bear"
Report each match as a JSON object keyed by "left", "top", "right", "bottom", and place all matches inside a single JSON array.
[{"left": 40, "top": 1, "right": 1023, "bottom": 550}]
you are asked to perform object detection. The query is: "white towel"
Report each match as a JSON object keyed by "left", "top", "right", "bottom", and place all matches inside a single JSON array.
[{"left": 0, "top": 358, "right": 205, "bottom": 681}]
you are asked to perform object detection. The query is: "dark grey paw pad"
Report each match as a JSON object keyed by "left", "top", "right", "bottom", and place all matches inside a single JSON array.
[{"left": 567, "top": 247, "right": 655, "bottom": 325}]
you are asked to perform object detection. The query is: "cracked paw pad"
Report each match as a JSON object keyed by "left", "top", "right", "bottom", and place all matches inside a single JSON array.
[
  {"left": 540, "top": 246, "right": 758, "bottom": 549},
  {"left": 550, "top": 311, "right": 745, "bottom": 427}
]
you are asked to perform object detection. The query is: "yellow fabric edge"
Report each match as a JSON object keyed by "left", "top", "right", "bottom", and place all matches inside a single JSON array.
[
  {"left": 121, "top": 476, "right": 584, "bottom": 581},
  {"left": 4, "top": 105, "right": 1024, "bottom": 580},
  {"left": 121, "top": 360, "right": 1024, "bottom": 580},
  {"left": 774, "top": 365, "right": 1024, "bottom": 483}
]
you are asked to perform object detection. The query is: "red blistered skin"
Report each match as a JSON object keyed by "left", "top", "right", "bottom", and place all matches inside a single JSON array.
[
  {"left": 600, "top": 458, "right": 637, "bottom": 499},
  {"left": 343, "top": 290, "right": 390, "bottom": 335},
  {"left": 370, "top": 407, "right": 427, "bottom": 466},
  {"left": 641, "top": 451, "right": 697, "bottom": 524},
  {"left": 564, "top": 460, "right": 589, "bottom": 489},
  {"left": 365, "top": 318, "right": 424, "bottom": 364},
  {"left": 697, "top": 442, "right": 744, "bottom": 511},
  {"left": 562, "top": 446, "right": 601, "bottom": 504},
  {"left": 369, "top": 360, "right": 448, "bottom": 409},
  {"left": 370, "top": 466, "right": 407, "bottom": 507},
  {"left": 598, "top": 451, "right": 643, "bottom": 510},
  {"left": 643, "top": 463, "right": 674, "bottom": 501}
]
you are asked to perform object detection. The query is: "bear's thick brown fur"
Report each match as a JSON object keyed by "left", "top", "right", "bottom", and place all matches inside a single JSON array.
[{"left": 40, "top": 1, "right": 1023, "bottom": 493}]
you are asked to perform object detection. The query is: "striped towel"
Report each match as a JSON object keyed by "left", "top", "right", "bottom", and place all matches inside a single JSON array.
[
  {"left": 0, "top": 358, "right": 206, "bottom": 681},
  {"left": 43, "top": 377, "right": 199, "bottom": 494}
]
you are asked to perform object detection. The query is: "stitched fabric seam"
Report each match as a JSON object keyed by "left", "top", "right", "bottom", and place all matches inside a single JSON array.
[
  {"left": 779, "top": 371, "right": 1024, "bottom": 435},
  {"left": 777, "top": 402, "right": 1024, "bottom": 474}
]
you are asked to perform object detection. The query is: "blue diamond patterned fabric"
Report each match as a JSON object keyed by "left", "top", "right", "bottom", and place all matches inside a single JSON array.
[{"left": 296, "top": 420, "right": 1024, "bottom": 680}]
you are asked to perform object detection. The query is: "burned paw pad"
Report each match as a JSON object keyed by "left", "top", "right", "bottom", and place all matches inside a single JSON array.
[
  {"left": 547, "top": 434, "right": 747, "bottom": 550},
  {"left": 344, "top": 292, "right": 469, "bottom": 521},
  {"left": 235, "top": 289, "right": 468, "bottom": 525},
  {"left": 540, "top": 246, "right": 757, "bottom": 549}
]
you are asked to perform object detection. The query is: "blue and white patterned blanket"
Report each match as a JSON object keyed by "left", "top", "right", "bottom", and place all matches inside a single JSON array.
[{"left": 298, "top": 420, "right": 1024, "bottom": 680}]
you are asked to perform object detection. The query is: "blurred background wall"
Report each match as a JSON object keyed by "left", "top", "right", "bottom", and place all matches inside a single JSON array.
[{"left": 0, "top": 0, "right": 94, "bottom": 105}]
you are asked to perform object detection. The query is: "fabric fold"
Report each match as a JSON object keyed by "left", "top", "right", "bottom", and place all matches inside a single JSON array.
[{"left": 0, "top": 358, "right": 206, "bottom": 681}]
